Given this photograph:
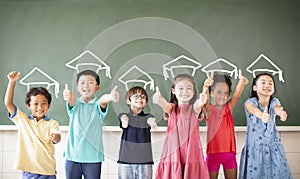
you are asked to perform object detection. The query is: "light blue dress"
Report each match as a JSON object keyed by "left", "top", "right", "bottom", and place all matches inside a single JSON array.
[{"left": 239, "top": 97, "right": 292, "bottom": 179}]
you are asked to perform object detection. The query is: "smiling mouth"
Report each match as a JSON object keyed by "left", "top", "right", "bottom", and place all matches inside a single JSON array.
[{"left": 83, "top": 89, "right": 91, "bottom": 93}]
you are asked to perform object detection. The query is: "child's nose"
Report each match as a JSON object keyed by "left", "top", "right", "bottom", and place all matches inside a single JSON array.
[{"left": 37, "top": 104, "right": 43, "bottom": 109}]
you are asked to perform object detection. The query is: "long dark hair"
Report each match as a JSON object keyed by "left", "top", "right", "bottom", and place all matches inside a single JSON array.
[
  {"left": 250, "top": 73, "right": 276, "bottom": 112},
  {"left": 169, "top": 74, "right": 197, "bottom": 114}
]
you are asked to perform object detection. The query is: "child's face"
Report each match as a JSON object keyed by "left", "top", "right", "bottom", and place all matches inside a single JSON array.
[
  {"left": 253, "top": 75, "right": 274, "bottom": 97},
  {"left": 211, "top": 82, "right": 230, "bottom": 107},
  {"left": 127, "top": 93, "right": 147, "bottom": 110},
  {"left": 77, "top": 75, "right": 99, "bottom": 102},
  {"left": 172, "top": 79, "right": 195, "bottom": 104},
  {"left": 26, "top": 94, "right": 50, "bottom": 120}
]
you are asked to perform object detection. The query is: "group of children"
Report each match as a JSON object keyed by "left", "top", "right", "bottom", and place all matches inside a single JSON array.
[{"left": 4, "top": 69, "right": 292, "bottom": 179}]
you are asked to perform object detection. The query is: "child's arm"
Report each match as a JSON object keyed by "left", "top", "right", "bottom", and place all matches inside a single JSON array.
[
  {"left": 245, "top": 102, "right": 270, "bottom": 123},
  {"left": 193, "top": 89, "right": 208, "bottom": 115},
  {"left": 63, "top": 84, "right": 76, "bottom": 107},
  {"left": 4, "top": 71, "right": 20, "bottom": 115},
  {"left": 99, "top": 85, "right": 119, "bottom": 109},
  {"left": 274, "top": 104, "right": 288, "bottom": 121},
  {"left": 229, "top": 69, "right": 249, "bottom": 111},
  {"left": 152, "top": 87, "right": 172, "bottom": 114},
  {"left": 202, "top": 73, "right": 214, "bottom": 117}
]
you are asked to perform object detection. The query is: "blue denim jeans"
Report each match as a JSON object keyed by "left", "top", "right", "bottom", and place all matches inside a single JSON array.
[
  {"left": 22, "top": 171, "right": 56, "bottom": 179},
  {"left": 65, "top": 160, "right": 102, "bottom": 179},
  {"left": 118, "top": 164, "right": 152, "bottom": 179}
]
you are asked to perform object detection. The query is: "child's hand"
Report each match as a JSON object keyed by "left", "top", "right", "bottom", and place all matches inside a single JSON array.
[
  {"left": 120, "top": 114, "right": 129, "bottom": 128},
  {"left": 239, "top": 69, "right": 249, "bottom": 85},
  {"left": 262, "top": 107, "right": 270, "bottom": 123},
  {"left": 278, "top": 107, "right": 288, "bottom": 121},
  {"left": 110, "top": 85, "right": 119, "bottom": 102},
  {"left": 152, "top": 87, "right": 161, "bottom": 104},
  {"left": 147, "top": 117, "right": 157, "bottom": 130},
  {"left": 193, "top": 89, "right": 208, "bottom": 114},
  {"left": 204, "top": 72, "right": 214, "bottom": 88},
  {"left": 198, "top": 89, "right": 208, "bottom": 106},
  {"left": 63, "top": 84, "right": 73, "bottom": 101},
  {"left": 7, "top": 71, "right": 21, "bottom": 82},
  {"left": 49, "top": 130, "right": 61, "bottom": 144}
]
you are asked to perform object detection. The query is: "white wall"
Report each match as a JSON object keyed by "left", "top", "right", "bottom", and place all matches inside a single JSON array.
[{"left": 0, "top": 126, "right": 299, "bottom": 179}]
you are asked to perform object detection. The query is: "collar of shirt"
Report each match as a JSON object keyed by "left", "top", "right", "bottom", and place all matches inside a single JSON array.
[
  {"left": 78, "top": 96, "right": 97, "bottom": 104},
  {"left": 129, "top": 109, "right": 145, "bottom": 116},
  {"left": 28, "top": 114, "right": 50, "bottom": 121}
]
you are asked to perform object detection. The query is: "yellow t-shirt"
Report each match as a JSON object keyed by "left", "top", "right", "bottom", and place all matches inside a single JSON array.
[{"left": 9, "top": 107, "right": 59, "bottom": 175}]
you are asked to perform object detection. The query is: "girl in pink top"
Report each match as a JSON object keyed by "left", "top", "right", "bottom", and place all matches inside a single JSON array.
[
  {"left": 153, "top": 74, "right": 209, "bottom": 179},
  {"left": 202, "top": 70, "right": 248, "bottom": 179}
]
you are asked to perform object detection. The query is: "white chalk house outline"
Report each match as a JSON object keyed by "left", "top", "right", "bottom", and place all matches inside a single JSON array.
[
  {"left": 201, "top": 58, "right": 238, "bottom": 79},
  {"left": 118, "top": 65, "right": 155, "bottom": 91},
  {"left": 246, "top": 53, "right": 284, "bottom": 82},
  {"left": 65, "top": 50, "right": 111, "bottom": 78},
  {"left": 19, "top": 67, "right": 60, "bottom": 98},
  {"left": 163, "top": 55, "right": 202, "bottom": 80}
]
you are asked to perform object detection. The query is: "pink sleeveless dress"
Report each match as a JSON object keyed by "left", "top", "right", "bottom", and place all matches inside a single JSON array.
[{"left": 155, "top": 104, "right": 209, "bottom": 179}]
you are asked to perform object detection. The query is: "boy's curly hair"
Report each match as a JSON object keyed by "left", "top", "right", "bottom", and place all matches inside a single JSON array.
[{"left": 25, "top": 87, "right": 52, "bottom": 105}]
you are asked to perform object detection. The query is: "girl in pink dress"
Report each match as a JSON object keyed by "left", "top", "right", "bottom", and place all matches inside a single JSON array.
[{"left": 152, "top": 74, "right": 209, "bottom": 179}]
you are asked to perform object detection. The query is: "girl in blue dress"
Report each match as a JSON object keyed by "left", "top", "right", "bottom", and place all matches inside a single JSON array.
[{"left": 239, "top": 73, "right": 292, "bottom": 179}]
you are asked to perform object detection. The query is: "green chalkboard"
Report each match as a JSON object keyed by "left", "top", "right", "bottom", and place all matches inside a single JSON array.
[{"left": 0, "top": 0, "right": 299, "bottom": 126}]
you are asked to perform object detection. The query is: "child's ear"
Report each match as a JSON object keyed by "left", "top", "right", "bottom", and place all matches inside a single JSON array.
[
  {"left": 171, "top": 88, "right": 175, "bottom": 94},
  {"left": 126, "top": 99, "right": 131, "bottom": 105},
  {"left": 26, "top": 104, "right": 30, "bottom": 110},
  {"left": 253, "top": 85, "right": 257, "bottom": 91}
]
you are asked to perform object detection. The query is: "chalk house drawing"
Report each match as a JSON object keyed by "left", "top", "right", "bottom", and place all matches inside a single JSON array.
[
  {"left": 246, "top": 53, "right": 284, "bottom": 82},
  {"left": 201, "top": 58, "right": 238, "bottom": 79},
  {"left": 66, "top": 50, "right": 111, "bottom": 78},
  {"left": 163, "top": 55, "right": 202, "bottom": 80},
  {"left": 19, "top": 67, "right": 60, "bottom": 98},
  {"left": 118, "top": 65, "right": 155, "bottom": 91}
]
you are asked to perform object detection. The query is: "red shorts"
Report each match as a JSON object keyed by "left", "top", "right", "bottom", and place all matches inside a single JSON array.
[{"left": 206, "top": 152, "right": 237, "bottom": 172}]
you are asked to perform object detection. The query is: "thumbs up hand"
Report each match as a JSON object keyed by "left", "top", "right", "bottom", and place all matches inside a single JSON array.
[
  {"left": 204, "top": 72, "right": 214, "bottom": 88},
  {"left": 110, "top": 85, "right": 119, "bottom": 102},
  {"left": 147, "top": 117, "right": 158, "bottom": 130},
  {"left": 261, "top": 107, "right": 270, "bottom": 123},
  {"left": 63, "top": 84, "right": 72, "bottom": 101},
  {"left": 7, "top": 71, "right": 21, "bottom": 82},
  {"left": 152, "top": 87, "right": 161, "bottom": 104},
  {"left": 238, "top": 69, "right": 249, "bottom": 85},
  {"left": 120, "top": 114, "right": 129, "bottom": 128},
  {"left": 278, "top": 107, "right": 288, "bottom": 121},
  {"left": 198, "top": 89, "right": 208, "bottom": 106}
]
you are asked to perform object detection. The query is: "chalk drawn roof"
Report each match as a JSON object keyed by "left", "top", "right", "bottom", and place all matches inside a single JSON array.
[
  {"left": 66, "top": 50, "right": 111, "bottom": 78},
  {"left": 201, "top": 58, "right": 239, "bottom": 79},
  {"left": 163, "top": 55, "right": 201, "bottom": 80},
  {"left": 246, "top": 53, "right": 284, "bottom": 82},
  {"left": 118, "top": 65, "right": 155, "bottom": 91},
  {"left": 19, "top": 67, "right": 59, "bottom": 98}
]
